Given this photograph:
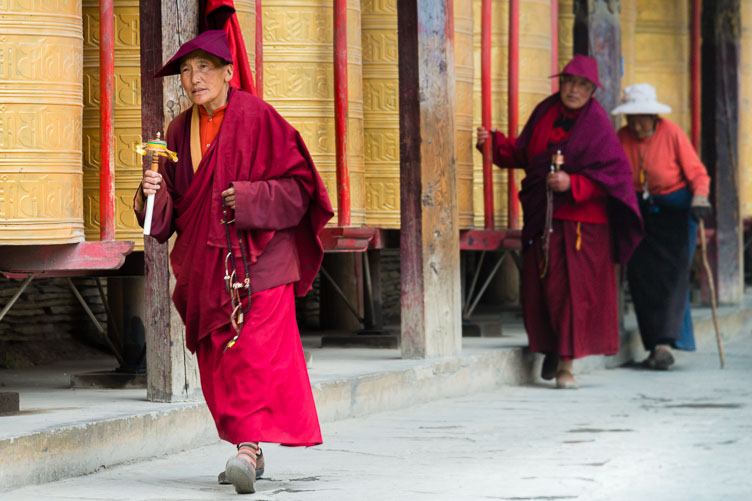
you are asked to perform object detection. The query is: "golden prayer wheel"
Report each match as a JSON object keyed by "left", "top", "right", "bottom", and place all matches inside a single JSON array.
[
  {"left": 263, "top": 0, "right": 366, "bottom": 226},
  {"left": 82, "top": 0, "right": 144, "bottom": 247},
  {"left": 361, "top": 0, "right": 474, "bottom": 229},
  {"left": 454, "top": 0, "right": 476, "bottom": 229},
  {"left": 740, "top": 0, "right": 752, "bottom": 218},
  {"left": 361, "top": 0, "right": 400, "bottom": 228},
  {"left": 558, "top": 0, "right": 575, "bottom": 71},
  {"left": 631, "top": 0, "right": 691, "bottom": 134},
  {"left": 471, "top": 0, "right": 552, "bottom": 229},
  {"left": 620, "top": 0, "right": 637, "bottom": 89},
  {"left": 235, "top": 0, "right": 257, "bottom": 70},
  {"left": 0, "top": 0, "right": 84, "bottom": 245},
  {"left": 81, "top": 1, "right": 257, "bottom": 249}
]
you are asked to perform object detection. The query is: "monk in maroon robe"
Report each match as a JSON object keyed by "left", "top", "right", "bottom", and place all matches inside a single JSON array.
[
  {"left": 134, "top": 31, "right": 333, "bottom": 494},
  {"left": 477, "top": 55, "right": 642, "bottom": 389}
]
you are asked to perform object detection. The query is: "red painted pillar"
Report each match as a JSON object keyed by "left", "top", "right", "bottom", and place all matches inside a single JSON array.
[
  {"left": 255, "top": 0, "right": 263, "bottom": 98},
  {"left": 334, "top": 0, "right": 351, "bottom": 226},
  {"left": 507, "top": 0, "right": 520, "bottom": 230},
  {"left": 551, "top": 0, "right": 559, "bottom": 93},
  {"left": 691, "top": 0, "right": 701, "bottom": 150},
  {"left": 481, "top": 0, "right": 494, "bottom": 230},
  {"left": 99, "top": 0, "right": 115, "bottom": 241}
]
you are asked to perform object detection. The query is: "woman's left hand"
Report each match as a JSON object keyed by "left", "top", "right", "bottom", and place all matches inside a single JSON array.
[
  {"left": 221, "top": 186, "right": 236, "bottom": 209},
  {"left": 547, "top": 171, "right": 571, "bottom": 192}
]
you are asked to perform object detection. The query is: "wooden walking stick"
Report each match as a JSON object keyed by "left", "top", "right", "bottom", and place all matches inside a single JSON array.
[{"left": 698, "top": 219, "right": 725, "bottom": 368}]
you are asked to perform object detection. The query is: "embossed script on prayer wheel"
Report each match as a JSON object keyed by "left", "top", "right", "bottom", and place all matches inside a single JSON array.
[
  {"left": 472, "top": 0, "right": 552, "bottom": 228},
  {"left": 558, "top": 0, "right": 575, "bottom": 70},
  {"left": 741, "top": 0, "right": 752, "bottom": 217},
  {"left": 82, "top": 0, "right": 143, "bottom": 246},
  {"left": 235, "top": 0, "right": 257, "bottom": 73},
  {"left": 362, "top": 0, "right": 399, "bottom": 228},
  {"left": 81, "top": 1, "right": 258, "bottom": 249},
  {"left": 633, "top": 0, "right": 690, "bottom": 133},
  {"left": 455, "top": 0, "right": 475, "bottom": 228},
  {"left": 361, "top": 0, "right": 474, "bottom": 229},
  {"left": 0, "top": 0, "right": 84, "bottom": 244},
  {"left": 264, "top": 0, "right": 366, "bottom": 226}
]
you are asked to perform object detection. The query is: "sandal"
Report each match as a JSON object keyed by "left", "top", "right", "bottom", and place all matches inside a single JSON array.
[
  {"left": 218, "top": 448, "right": 264, "bottom": 485},
  {"left": 223, "top": 443, "right": 260, "bottom": 494}
]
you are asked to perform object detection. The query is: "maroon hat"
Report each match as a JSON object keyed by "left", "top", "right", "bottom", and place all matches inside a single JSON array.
[
  {"left": 153, "top": 30, "right": 233, "bottom": 78},
  {"left": 550, "top": 54, "right": 602, "bottom": 89}
]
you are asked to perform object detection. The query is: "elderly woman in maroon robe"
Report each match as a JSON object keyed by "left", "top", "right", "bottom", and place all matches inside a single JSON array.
[
  {"left": 134, "top": 30, "right": 333, "bottom": 494},
  {"left": 477, "top": 55, "right": 642, "bottom": 389}
]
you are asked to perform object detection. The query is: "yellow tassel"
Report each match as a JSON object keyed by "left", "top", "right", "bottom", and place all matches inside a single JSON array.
[{"left": 576, "top": 222, "right": 582, "bottom": 251}]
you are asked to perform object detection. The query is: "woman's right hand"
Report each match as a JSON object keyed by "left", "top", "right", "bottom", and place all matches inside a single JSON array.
[
  {"left": 476, "top": 127, "right": 496, "bottom": 149},
  {"left": 141, "top": 169, "right": 162, "bottom": 197}
]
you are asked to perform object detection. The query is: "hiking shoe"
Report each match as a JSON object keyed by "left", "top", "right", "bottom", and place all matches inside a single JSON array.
[{"left": 643, "top": 345, "right": 675, "bottom": 370}]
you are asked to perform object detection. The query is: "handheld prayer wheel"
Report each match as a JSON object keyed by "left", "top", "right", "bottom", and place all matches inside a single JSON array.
[{"left": 135, "top": 133, "right": 178, "bottom": 236}]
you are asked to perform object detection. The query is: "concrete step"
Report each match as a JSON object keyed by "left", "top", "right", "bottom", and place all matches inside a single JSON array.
[{"left": 2, "top": 295, "right": 751, "bottom": 492}]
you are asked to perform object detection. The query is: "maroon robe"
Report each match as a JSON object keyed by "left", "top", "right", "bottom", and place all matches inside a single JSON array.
[
  {"left": 135, "top": 88, "right": 332, "bottom": 445},
  {"left": 489, "top": 95, "right": 642, "bottom": 360},
  {"left": 136, "top": 88, "right": 333, "bottom": 352}
]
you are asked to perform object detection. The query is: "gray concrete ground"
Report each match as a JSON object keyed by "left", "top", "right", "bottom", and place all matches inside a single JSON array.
[{"left": 3, "top": 334, "right": 751, "bottom": 500}]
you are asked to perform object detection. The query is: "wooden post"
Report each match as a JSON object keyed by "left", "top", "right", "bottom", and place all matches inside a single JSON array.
[
  {"left": 701, "top": 0, "right": 743, "bottom": 304},
  {"left": 573, "top": 0, "right": 622, "bottom": 127},
  {"left": 139, "top": 0, "right": 202, "bottom": 402},
  {"left": 397, "top": 0, "right": 462, "bottom": 358}
]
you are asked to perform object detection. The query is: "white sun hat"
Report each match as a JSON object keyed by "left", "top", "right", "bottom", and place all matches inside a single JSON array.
[{"left": 611, "top": 83, "right": 672, "bottom": 115}]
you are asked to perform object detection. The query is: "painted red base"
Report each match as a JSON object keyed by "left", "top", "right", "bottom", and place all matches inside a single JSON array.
[
  {"left": 460, "top": 229, "right": 521, "bottom": 251},
  {"left": 0, "top": 241, "right": 135, "bottom": 278}
]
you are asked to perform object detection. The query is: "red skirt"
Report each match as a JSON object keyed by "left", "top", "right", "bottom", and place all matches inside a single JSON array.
[
  {"left": 195, "top": 283, "right": 322, "bottom": 446},
  {"left": 521, "top": 219, "right": 619, "bottom": 360}
]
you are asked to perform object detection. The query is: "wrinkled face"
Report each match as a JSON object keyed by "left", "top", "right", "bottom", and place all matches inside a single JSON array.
[
  {"left": 179, "top": 51, "right": 233, "bottom": 112},
  {"left": 626, "top": 114, "right": 658, "bottom": 139},
  {"left": 559, "top": 74, "right": 596, "bottom": 110}
]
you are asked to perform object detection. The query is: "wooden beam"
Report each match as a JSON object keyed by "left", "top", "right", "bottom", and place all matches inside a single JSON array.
[
  {"left": 573, "top": 0, "right": 622, "bottom": 127},
  {"left": 139, "top": 0, "right": 201, "bottom": 402},
  {"left": 397, "top": 0, "right": 462, "bottom": 358},
  {"left": 701, "top": 0, "right": 743, "bottom": 304}
]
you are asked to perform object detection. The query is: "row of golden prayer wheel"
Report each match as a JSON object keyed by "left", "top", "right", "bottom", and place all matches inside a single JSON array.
[{"left": 2, "top": 0, "right": 734, "bottom": 250}]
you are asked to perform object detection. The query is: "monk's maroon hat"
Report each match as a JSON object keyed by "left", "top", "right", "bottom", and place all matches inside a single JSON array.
[
  {"left": 550, "top": 54, "right": 602, "bottom": 89},
  {"left": 153, "top": 30, "right": 233, "bottom": 78}
]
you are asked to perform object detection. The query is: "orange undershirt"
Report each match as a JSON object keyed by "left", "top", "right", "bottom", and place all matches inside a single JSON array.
[{"left": 198, "top": 103, "right": 228, "bottom": 156}]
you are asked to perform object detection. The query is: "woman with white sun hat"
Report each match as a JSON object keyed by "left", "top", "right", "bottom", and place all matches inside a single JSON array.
[{"left": 612, "top": 83, "right": 711, "bottom": 370}]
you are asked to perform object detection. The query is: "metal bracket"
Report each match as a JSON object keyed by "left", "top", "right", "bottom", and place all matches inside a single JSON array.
[
  {"left": 462, "top": 250, "right": 509, "bottom": 319},
  {"left": 319, "top": 266, "right": 366, "bottom": 325},
  {"left": 0, "top": 275, "right": 35, "bottom": 324},
  {"left": 66, "top": 278, "right": 125, "bottom": 366}
]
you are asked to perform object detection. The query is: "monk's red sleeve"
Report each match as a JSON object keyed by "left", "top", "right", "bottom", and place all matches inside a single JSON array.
[
  {"left": 475, "top": 130, "right": 526, "bottom": 168},
  {"left": 569, "top": 174, "right": 606, "bottom": 202},
  {"left": 232, "top": 178, "right": 311, "bottom": 231}
]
